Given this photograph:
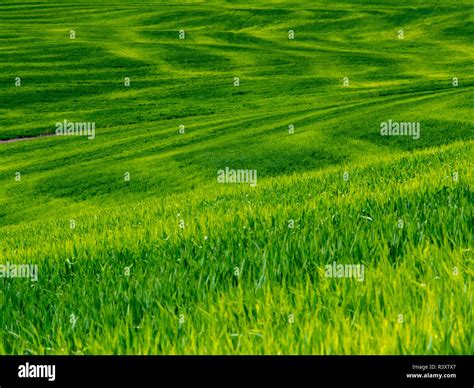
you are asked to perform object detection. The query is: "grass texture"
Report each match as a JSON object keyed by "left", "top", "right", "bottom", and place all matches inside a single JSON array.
[{"left": 0, "top": 0, "right": 472, "bottom": 354}]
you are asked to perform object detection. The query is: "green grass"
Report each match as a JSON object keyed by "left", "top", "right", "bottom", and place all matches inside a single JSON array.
[{"left": 0, "top": 0, "right": 472, "bottom": 354}]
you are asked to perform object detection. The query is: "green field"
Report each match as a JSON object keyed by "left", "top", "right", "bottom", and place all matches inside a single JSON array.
[{"left": 0, "top": 0, "right": 472, "bottom": 354}]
